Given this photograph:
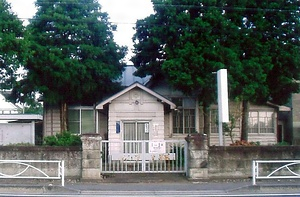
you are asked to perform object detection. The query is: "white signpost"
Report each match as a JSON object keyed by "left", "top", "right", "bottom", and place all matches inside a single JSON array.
[{"left": 217, "top": 69, "right": 229, "bottom": 146}]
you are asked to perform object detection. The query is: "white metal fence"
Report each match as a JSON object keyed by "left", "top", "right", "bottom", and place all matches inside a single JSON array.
[
  {"left": 0, "top": 160, "right": 65, "bottom": 186},
  {"left": 252, "top": 160, "right": 300, "bottom": 185},
  {"left": 101, "top": 140, "right": 187, "bottom": 173}
]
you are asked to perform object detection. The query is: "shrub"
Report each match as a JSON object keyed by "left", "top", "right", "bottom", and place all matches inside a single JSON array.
[
  {"left": 171, "top": 146, "right": 185, "bottom": 167},
  {"left": 230, "top": 140, "right": 260, "bottom": 146},
  {"left": 44, "top": 131, "right": 82, "bottom": 146},
  {"left": 275, "top": 141, "right": 290, "bottom": 146}
]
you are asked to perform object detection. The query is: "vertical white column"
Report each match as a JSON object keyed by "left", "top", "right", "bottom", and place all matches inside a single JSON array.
[{"left": 217, "top": 69, "right": 229, "bottom": 146}]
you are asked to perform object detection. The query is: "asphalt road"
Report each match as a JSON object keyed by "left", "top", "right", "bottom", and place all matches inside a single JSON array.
[{"left": 0, "top": 174, "right": 300, "bottom": 197}]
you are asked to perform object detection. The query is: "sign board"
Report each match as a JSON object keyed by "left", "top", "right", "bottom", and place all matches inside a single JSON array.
[{"left": 149, "top": 141, "right": 166, "bottom": 154}]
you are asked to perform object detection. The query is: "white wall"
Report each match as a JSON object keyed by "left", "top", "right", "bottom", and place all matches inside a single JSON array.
[
  {"left": 107, "top": 88, "right": 166, "bottom": 155},
  {"left": 0, "top": 123, "right": 34, "bottom": 145}
]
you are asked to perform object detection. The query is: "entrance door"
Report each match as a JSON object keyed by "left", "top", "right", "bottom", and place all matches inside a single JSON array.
[{"left": 123, "top": 122, "right": 149, "bottom": 154}]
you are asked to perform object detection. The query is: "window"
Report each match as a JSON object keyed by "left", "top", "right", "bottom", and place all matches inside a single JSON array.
[
  {"left": 210, "top": 109, "right": 242, "bottom": 133},
  {"left": 172, "top": 98, "right": 195, "bottom": 134},
  {"left": 123, "top": 121, "right": 149, "bottom": 141},
  {"left": 123, "top": 121, "right": 149, "bottom": 153},
  {"left": 68, "top": 107, "right": 95, "bottom": 134},
  {"left": 248, "top": 111, "right": 274, "bottom": 133}
]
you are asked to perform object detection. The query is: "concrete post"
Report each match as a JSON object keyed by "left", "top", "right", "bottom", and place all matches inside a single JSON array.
[
  {"left": 185, "top": 133, "right": 208, "bottom": 179},
  {"left": 81, "top": 134, "right": 102, "bottom": 180}
]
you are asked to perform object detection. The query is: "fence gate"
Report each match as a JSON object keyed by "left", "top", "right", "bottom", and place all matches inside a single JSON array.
[{"left": 101, "top": 140, "right": 187, "bottom": 173}]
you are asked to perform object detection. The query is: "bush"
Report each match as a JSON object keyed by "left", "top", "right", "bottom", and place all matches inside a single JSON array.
[
  {"left": 44, "top": 131, "right": 82, "bottom": 146},
  {"left": 275, "top": 141, "right": 290, "bottom": 146},
  {"left": 171, "top": 146, "right": 185, "bottom": 167}
]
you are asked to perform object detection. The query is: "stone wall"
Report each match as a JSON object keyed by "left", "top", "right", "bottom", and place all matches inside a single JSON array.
[
  {"left": 208, "top": 146, "right": 300, "bottom": 178},
  {"left": 185, "top": 134, "right": 208, "bottom": 179},
  {"left": 0, "top": 146, "right": 82, "bottom": 178},
  {"left": 2, "top": 138, "right": 300, "bottom": 181},
  {"left": 81, "top": 134, "right": 102, "bottom": 180},
  {"left": 187, "top": 144, "right": 300, "bottom": 179},
  {"left": 0, "top": 134, "right": 101, "bottom": 181}
]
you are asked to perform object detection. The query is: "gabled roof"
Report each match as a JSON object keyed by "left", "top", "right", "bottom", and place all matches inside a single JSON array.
[
  {"left": 0, "top": 94, "right": 21, "bottom": 113},
  {"left": 96, "top": 82, "right": 176, "bottom": 110}
]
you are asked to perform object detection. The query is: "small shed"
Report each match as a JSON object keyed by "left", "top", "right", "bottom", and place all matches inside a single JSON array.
[
  {"left": 0, "top": 94, "right": 42, "bottom": 145},
  {"left": 0, "top": 114, "right": 43, "bottom": 145}
]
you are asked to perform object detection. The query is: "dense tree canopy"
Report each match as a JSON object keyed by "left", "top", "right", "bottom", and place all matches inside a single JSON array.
[
  {"left": 223, "top": 0, "right": 300, "bottom": 104},
  {"left": 13, "top": 0, "right": 127, "bottom": 105},
  {"left": 132, "top": 0, "right": 238, "bottom": 134},
  {"left": 0, "top": 0, "right": 25, "bottom": 90},
  {"left": 132, "top": 0, "right": 300, "bottom": 137}
]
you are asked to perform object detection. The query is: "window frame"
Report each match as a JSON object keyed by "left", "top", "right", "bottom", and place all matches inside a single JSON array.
[
  {"left": 68, "top": 106, "right": 96, "bottom": 135},
  {"left": 248, "top": 111, "right": 275, "bottom": 134},
  {"left": 122, "top": 121, "right": 150, "bottom": 141},
  {"left": 172, "top": 98, "right": 196, "bottom": 134}
]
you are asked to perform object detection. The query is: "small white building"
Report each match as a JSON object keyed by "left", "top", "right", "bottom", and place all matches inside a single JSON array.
[
  {"left": 0, "top": 93, "right": 42, "bottom": 145},
  {"left": 96, "top": 82, "right": 176, "bottom": 144}
]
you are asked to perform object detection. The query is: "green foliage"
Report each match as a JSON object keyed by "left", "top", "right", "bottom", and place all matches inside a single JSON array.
[
  {"left": 223, "top": 114, "right": 237, "bottom": 144},
  {"left": 275, "top": 141, "right": 290, "bottom": 146},
  {"left": 132, "top": 0, "right": 300, "bottom": 137},
  {"left": 171, "top": 146, "right": 185, "bottom": 167},
  {"left": 13, "top": 0, "right": 127, "bottom": 105},
  {"left": 44, "top": 131, "right": 82, "bottom": 146},
  {"left": 22, "top": 102, "right": 43, "bottom": 115},
  {"left": 0, "top": 0, "right": 26, "bottom": 90}
]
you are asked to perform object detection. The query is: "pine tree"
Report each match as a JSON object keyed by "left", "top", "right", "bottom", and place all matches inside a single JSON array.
[
  {"left": 0, "top": 0, "right": 25, "bottom": 90},
  {"left": 14, "top": 0, "right": 127, "bottom": 105}
]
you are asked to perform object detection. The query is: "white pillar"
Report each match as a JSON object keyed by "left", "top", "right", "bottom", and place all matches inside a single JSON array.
[{"left": 217, "top": 69, "right": 229, "bottom": 146}]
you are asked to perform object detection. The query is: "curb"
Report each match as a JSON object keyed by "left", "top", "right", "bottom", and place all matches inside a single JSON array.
[
  {"left": 228, "top": 184, "right": 300, "bottom": 194},
  {"left": 0, "top": 184, "right": 80, "bottom": 195}
]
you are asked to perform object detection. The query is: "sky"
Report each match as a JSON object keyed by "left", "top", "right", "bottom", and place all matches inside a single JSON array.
[{"left": 7, "top": 0, "right": 154, "bottom": 63}]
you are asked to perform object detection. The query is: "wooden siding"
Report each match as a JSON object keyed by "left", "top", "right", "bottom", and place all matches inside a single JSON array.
[
  {"left": 106, "top": 88, "right": 167, "bottom": 154},
  {"left": 199, "top": 102, "right": 278, "bottom": 146},
  {"left": 43, "top": 105, "right": 61, "bottom": 137},
  {"left": 108, "top": 88, "right": 165, "bottom": 140},
  {"left": 209, "top": 132, "right": 277, "bottom": 146},
  {"left": 98, "top": 111, "right": 108, "bottom": 140}
]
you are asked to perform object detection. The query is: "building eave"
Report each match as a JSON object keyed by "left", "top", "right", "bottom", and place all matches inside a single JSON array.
[{"left": 0, "top": 114, "right": 43, "bottom": 121}]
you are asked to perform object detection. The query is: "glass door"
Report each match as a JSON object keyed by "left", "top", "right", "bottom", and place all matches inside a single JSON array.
[{"left": 123, "top": 121, "right": 149, "bottom": 153}]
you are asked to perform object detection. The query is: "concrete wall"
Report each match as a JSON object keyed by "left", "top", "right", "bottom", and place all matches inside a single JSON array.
[
  {"left": 208, "top": 146, "right": 300, "bottom": 179},
  {"left": 0, "top": 146, "right": 82, "bottom": 178},
  {"left": 2, "top": 138, "right": 300, "bottom": 181},
  {"left": 186, "top": 134, "right": 300, "bottom": 179},
  {"left": 0, "top": 135, "right": 100, "bottom": 181},
  {"left": 0, "top": 123, "right": 35, "bottom": 145}
]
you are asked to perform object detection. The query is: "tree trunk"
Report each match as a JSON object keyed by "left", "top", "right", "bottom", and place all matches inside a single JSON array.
[
  {"left": 241, "top": 100, "right": 249, "bottom": 141},
  {"left": 60, "top": 102, "right": 68, "bottom": 132}
]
